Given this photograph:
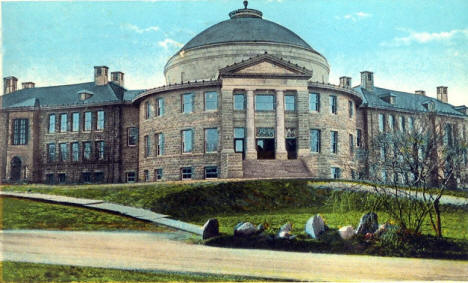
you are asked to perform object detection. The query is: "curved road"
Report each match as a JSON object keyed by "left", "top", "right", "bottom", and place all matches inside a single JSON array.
[{"left": 2, "top": 230, "right": 467, "bottom": 281}]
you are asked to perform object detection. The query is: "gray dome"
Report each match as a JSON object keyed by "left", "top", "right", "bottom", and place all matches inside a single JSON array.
[{"left": 181, "top": 16, "right": 317, "bottom": 54}]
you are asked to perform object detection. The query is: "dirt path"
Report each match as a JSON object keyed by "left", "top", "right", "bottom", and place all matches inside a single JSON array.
[{"left": 1, "top": 230, "right": 467, "bottom": 281}]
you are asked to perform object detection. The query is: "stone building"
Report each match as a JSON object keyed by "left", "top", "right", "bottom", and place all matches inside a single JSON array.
[{"left": 0, "top": 3, "right": 467, "bottom": 185}]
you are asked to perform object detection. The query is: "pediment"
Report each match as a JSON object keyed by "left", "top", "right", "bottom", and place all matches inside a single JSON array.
[
  {"left": 219, "top": 53, "right": 312, "bottom": 79},
  {"left": 236, "top": 61, "right": 297, "bottom": 75}
]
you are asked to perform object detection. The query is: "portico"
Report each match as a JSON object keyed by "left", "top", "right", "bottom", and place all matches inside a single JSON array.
[{"left": 219, "top": 53, "right": 312, "bottom": 161}]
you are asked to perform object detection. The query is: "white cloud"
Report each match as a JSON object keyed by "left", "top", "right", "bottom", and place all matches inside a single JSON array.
[
  {"left": 337, "top": 11, "right": 371, "bottom": 22},
  {"left": 122, "top": 24, "right": 160, "bottom": 34},
  {"left": 381, "top": 28, "right": 468, "bottom": 47},
  {"left": 158, "top": 38, "right": 183, "bottom": 50}
]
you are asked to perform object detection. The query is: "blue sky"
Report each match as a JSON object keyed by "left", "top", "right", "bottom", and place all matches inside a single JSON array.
[{"left": 2, "top": 0, "right": 467, "bottom": 105}]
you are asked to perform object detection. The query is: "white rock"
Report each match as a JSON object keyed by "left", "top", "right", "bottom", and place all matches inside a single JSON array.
[{"left": 339, "top": 225, "right": 355, "bottom": 240}]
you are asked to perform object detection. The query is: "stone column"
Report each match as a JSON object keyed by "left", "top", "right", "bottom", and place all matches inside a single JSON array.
[
  {"left": 275, "top": 90, "right": 287, "bottom": 160},
  {"left": 246, "top": 89, "right": 257, "bottom": 160}
]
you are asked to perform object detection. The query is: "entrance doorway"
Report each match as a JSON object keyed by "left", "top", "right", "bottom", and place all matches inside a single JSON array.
[
  {"left": 286, "top": 138, "right": 297, "bottom": 159},
  {"left": 257, "top": 138, "right": 275, "bottom": 159},
  {"left": 10, "top": 156, "right": 22, "bottom": 182}
]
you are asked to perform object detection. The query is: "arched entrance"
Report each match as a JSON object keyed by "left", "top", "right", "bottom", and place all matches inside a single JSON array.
[{"left": 10, "top": 157, "right": 22, "bottom": 182}]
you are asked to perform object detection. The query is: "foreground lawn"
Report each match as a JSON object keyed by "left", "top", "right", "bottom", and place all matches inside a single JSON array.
[
  {"left": 1, "top": 261, "right": 273, "bottom": 282},
  {"left": 1, "top": 197, "right": 170, "bottom": 232}
]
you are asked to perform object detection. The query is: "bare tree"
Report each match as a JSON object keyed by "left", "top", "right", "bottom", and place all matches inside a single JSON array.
[{"left": 356, "top": 112, "right": 467, "bottom": 237}]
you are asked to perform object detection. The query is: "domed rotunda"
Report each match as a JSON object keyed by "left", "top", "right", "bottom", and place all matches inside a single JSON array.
[{"left": 164, "top": 1, "right": 330, "bottom": 84}]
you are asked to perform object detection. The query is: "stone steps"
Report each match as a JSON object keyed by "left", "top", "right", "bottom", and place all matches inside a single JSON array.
[{"left": 243, "top": 159, "right": 311, "bottom": 178}]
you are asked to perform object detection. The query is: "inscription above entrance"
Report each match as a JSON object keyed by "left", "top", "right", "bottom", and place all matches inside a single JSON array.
[{"left": 256, "top": 128, "right": 275, "bottom": 138}]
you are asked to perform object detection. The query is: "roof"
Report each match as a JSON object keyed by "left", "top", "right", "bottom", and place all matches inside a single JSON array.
[
  {"left": 180, "top": 16, "right": 318, "bottom": 54},
  {"left": 354, "top": 85, "right": 466, "bottom": 117},
  {"left": 1, "top": 81, "right": 145, "bottom": 109}
]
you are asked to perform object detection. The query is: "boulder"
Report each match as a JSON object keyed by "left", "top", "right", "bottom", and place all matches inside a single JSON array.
[
  {"left": 202, "top": 218, "right": 219, "bottom": 240},
  {"left": 356, "top": 212, "right": 379, "bottom": 235},
  {"left": 338, "top": 225, "right": 355, "bottom": 240},
  {"left": 234, "top": 222, "right": 258, "bottom": 237},
  {"left": 305, "top": 214, "right": 325, "bottom": 239},
  {"left": 374, "top": 223, "right": 397, "bottom": 238},
  {"left": 277, "top": 223, "right": 295, "bottom": 239}
]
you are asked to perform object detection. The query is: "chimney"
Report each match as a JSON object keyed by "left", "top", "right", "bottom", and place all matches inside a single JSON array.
[
  {"left": 415, "top": 90, "right": 426, "bottom": 96},
  {"left": 437, "top": 86, "right": 448, "bottom": 103},
  {"left": 111, "top": 71, "right": 124, "bottom": 87},
  {"left": 22, "top": 82, "right": 35, "bottom": 89},
  {"left": 3, "top": 76, "right": 18, "bottom": 94},
  {"left": 339, "top": 76, "right": 352, "bottom": 88},
  {"left": 360, "top": 71, "right": 374, "bottom": 90},
  {"left": 94, "top": 66, "right": 109, "bottom": 86}
]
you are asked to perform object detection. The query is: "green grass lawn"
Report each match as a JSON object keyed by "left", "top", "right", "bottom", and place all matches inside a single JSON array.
[
  {"left": 1, "top": 261, "right": 275, "bottom": 282},
  {"left": 1, "top": 197, "right": 171, "bottom": 232}
]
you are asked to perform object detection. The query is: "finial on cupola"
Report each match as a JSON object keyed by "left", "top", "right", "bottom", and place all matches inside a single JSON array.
[{"left": 243, "top": 0, "right": 248, "bottom": 9}]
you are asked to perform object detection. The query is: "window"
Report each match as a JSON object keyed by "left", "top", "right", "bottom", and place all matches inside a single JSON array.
[
  {"left": 205, "top": 166, "right": 218, "bottom": 179},
  {"left": 46, "top": 174, "right": 54, "bottom": 184},
  {"left": 234, "top": 127, "right": 245, "bottom": 153},
  {"left": 331, "top": 167, "right": 341, "bottom": 179},
  {"left": 60, "top": 143, "right": 69, "bottom": 162},
  {"left": 84, "top": 112, "right": 92, "bottom": 131},
  {"left": 144, "top": 170, "right": 149, "bottom": 182},
  {"left": 126, "top": 172, "right": 136, "bottom": 183},
  {"left": 72, "top": 142, "right": 79, "bottom": 161},
  {"left": 234, "top": 94, "right": 245, "bottom": 110},
  {"left": 81, "top": 172, "right": 91, "bottom": 183},
  {"left": 72, "top": 112, "right": 80, "bottom": 132},
  {"left": 49, "top": 114, "right": 56, "bottom": 133},
  {"left": 97, "top": 110, "right": 105, "bottom": 130},
  {"left": 205, "top": 91, "right": 218, "bottom": 111},
  {"left": 310, "top": 129, "right": 321, "bottom": 153},
  {"left": 58, "top": 173, "right": 66, "bottom": 184},
  {"left": 408, "top": 117, "right": 414, "bottom": 132},
  {"left": 399, "top": 116, "right": 406, "bottom": 132},
  {"left": 330, "top": 131, "right": 338, "bottom": 154},
  {"left": 380, "top": 146, "right": 387, "bottom": 160},
  {"left": 205, "top": 128, "right": 218, "bottom": 153},
  {"left": 155, "top": 169, "right": 163, "bottom": 181},
  {"left": 145, "top": 101, "right": 152, "bottom": 119},
  {"left": 285, "top": 95, "right": 296, "bottom": 111},
  {"left": 156, "top": 98, "right": 164, "bottom": 116},
  {"left": 329, "top": 95, "right": 337, "bottom": 114},
  {"left": 378, "top": 114, "right": 385, "bottom": 132},
  {"left": 182, "top": 129, "right": 193, "bottom": 153},
  {"left": 83, "top": 142, "right": 92, "bottom": 161},
  {"left": 60, "top": 113, "right": 68, "bottom": 132},
  {"left": 12, "top": 119, "right": 28, "bottom": 145},
  {"left": 444, "top": 124, "right": 453, "bottom": 146},
  {"left": 94, "top": 172, "right": 104, "bottom": 183},
  {"left": 47, "top": 143, "right": 56, "bottom": 162},
  {"left": 144, "top": 135, "right": 150, "bottom": 157},
  {"left": 388, "top": 115, "right": 395, "bottom": 131},
  {"left": 255, "top": 95, "right": 274, "bottom": 111},
  {"left": 357, "top": 129, "right": 362, "bottom": 147},
  {"left": 348, "top": 101, "right": 353, "bottom": 118},
  {"left": 96, "top": 141, "right": 105, "bottom": 160},
  {"left": 128, "top": 127, "right": 138, "bottom": 146},
  {"left": 309, "top": 93, "right": 320, "bottom": 112},
  {"left": 182, "top": 93, "right": 193, "bottom": 113},
  {"left": 349, "top": 134, "right": 354, "bottom": 154},
  {"left": 155, "top": 133, "right": 165, "bottom": 156},
  {"left": 181, "top": 167, "right": 192, "bottom": 180}
]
